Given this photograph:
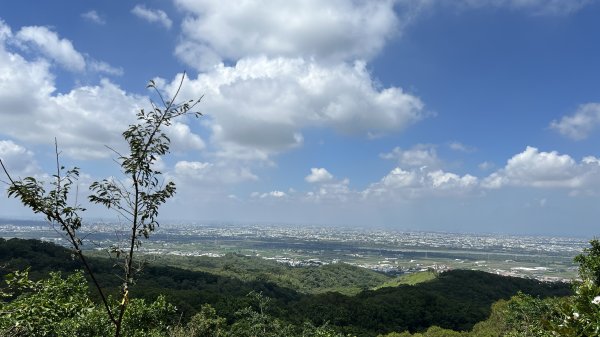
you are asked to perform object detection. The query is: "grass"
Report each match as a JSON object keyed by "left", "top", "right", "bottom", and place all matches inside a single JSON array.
[{"left": 374, "top": 270, "right": 437, "bottom": 289}]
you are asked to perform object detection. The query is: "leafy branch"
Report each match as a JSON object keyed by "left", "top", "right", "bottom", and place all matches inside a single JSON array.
[{"left": 0, "top": 72, "right": 202, "bottom": 337}]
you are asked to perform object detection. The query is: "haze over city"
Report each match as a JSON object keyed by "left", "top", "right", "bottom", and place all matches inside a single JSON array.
[{"left": 1, "top": 1, "right": 600, "bottom": 236}]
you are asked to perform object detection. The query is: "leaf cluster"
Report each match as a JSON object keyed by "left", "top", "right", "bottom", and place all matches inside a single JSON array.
[{"left": 6, "top": 166, "right": 84, "bottom": 240}]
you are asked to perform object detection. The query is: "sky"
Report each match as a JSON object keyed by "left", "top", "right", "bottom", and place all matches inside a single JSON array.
[{"left": 1, "top": 0, "right": 600, "bottom": 236}]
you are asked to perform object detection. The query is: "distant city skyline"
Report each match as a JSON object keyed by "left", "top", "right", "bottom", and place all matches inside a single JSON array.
[{"left": 1, "top": 1, "right": 600, "bottom": 236}]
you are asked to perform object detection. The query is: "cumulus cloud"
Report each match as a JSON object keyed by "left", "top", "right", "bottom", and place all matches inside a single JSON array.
[
  {"left": 0, "top": 28, "right": 204, "bottom": 160},
  {"left": 482, "top": 146, "right": 600, "bottom": 189},
  {"left": 174, "top": 0, "right": 399, "bottom": 68},
  {"left": 163, "top": 58, "right": 424, "bottom": 160},
  {"left": 81, "top": 10, "right": 105, "bottom": 25},
  {"left": 306, "top": 178, "right": 351, "bottom": 202},
  {"left": 9, "top": 23, "right": 121, "bottom": 75},
  {"left": 174, "top": 160, "right": 258, "bottom": 185},
  {"left": 0, "top": 140, "right": 40, "bottom": 177},
  {"left": 165, "top": 2, "right": 427, "bottom": 163},
  {"left": 377, "top": 167, "right": 418, "bottom": 189},
  {"left": 258, "top": 190, "right": 287, "bottom": 198},
  {"left": 305, "top": 168, "right": 333, "bottom": 183},
  {"left": 0, "top": 20, "right": 11, "bottom": 41},
  {"left": 429, "top": 170, "right": 478, "bottom": 189},
  {"left": 32, "top": 80, "right": 143, "bottom": 159},
  {"left": 131, "top": 5, "right": 172, "bottom": 29},
  {"left": 550, "top": 103, "right": 600, "bottom": 140},
  {"left": 173, "top": 0, "right": 588, "bottom": 71},
  {"left": 448, "top": 141, "right": 475, "bottom": 153},
  {"left": 88, "top": 60, "right": 123, "bottom": 76},
  {"left": 380, "top": 144, "right": 440, "bottom": 167},
  {"left": 364, "top": 166, "right": 478, "bottom": 199},
  {"left": 15, "top": 26, "right": 86, "bottom": 72},
  {"left": 165, "top": 122, "right": 206, "bottom": 153},
  {"left": 478, "top": 161, "right": 495, "bottom": 171}
]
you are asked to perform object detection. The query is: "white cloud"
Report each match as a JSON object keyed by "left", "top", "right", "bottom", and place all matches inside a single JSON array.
[
  {"left": 448, "top": 141, "right": 475, "bottom": 153},
  {"left": 305, "top": 178, "right": 351, "bottom": 202},
  {"left": 250, "top": 176, "right": 352, "bottom": 203},
  {"left": 131, "top": 5, "right": 172, "bottom": 29},
  {"left": 482, "top": 172, "right": 506, "bottom": 189},
  {"left": 41, "top": 80, "right": 143, "bottom": 159},
  {"left": 174, "top": 160, "right": 258, "bottom": 185},
  {"left": 428, "top": 170, "right": 478, "bottom": 189},
  {"left": 583, "top": 156, "right": 600, "bottom": 165},
  {"left": 380, "top": 144, "right": 440, "bottom": 167},
  {"left": 0, "top": 25, "right": 205, "bottom": 161},
  {"left": 364, "top": 166, "right": 478, "bottom": 198},
  {"left": 305, "top": 168, "right": 333, "bottom": 183},
  {"left": 0, "top": 19, "right": 11, "bottom": 41},
  {"left": 446, "top": 0, "right": 595, "bottom": 15},
  {"left": 10, "top": 24, "right": 120, "bottom": 76},
  {"left": 482, "top": 146, "right": 600, "bottom": 189},
  {"left": 174, "top": 0, "right": 399, "bottom": 68},
  {"left": 483, "top": 146, "right": 576, "bottom": 188},
  {"left": 81, "top": 10, "right": 105, "bottom": 25},
  {"left": 550, "top": 103, "right": 600, "bottom": 140},
  {"left": 173, "top": 0, "right": 589, "bottom": 71},
  {"left": 260, "top": 190, "right": 287, "bottom": 198},
  {"left": 0, "top": 140, "right": 40, "bottom": 177},
  {"left": 175, "top": 160, "right": 211, "bottom": 173},
  {"left": 163, "top": 58, "right": 425, "bottom": 161},
  {"left": 478, "top": 161, "right": 495, "bottom": 171},
  {"left": 379, "top": 167, "right": 419, "bottom": 188},
  {"left": 89, "top": 60, "right": 123, "bottom": 76},
  {"left": 15, "top": 26, "right": 86, "bottom": 72},
  {"left": 250, "top": 190, "right": 288, "bottom": 199},
  {"left": 0, "top": 47, "right": 118, "bottom": 158},
  {"left": 166, "top": 2, "right": 426, "bottom": 163},
  {"left": 165, "top": 122, "right": 206, "bottom": 153}
]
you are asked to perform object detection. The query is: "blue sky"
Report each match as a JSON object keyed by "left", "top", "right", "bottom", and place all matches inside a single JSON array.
[{"left": 1, "top": 0, "right": 600, "bottom": 236}]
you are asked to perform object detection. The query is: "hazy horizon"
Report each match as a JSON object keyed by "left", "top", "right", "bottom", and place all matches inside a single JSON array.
[{"left": 0, "top": 216, "right": 593, "bottom": 240}]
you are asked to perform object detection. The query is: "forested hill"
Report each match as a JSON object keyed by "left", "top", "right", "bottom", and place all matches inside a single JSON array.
[{"left": 0, "top": 238, "right": 571, "bottom": 336}]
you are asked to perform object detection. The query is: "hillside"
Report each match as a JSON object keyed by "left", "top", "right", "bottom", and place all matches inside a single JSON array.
[
  {"left": 0, "top": 238, "right": 572, "bottom": 336},
  {"left": 142, "top": 252, "right": 393, "bottom": 295}
]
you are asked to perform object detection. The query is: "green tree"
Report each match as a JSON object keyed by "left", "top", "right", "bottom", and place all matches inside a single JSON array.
[
  {"left": 0, "top": 74, "right": 202, "bottom": 337},
  {"left": 0, "top": 269, "right": 93, "bottom": 336},
  {"left": 501, "top": 293, "right": 559, "bottom": 337},
  {"left": 378, "top": 332, "right": 419, "bottom": 337},
  {"left": 299, "top": 322, "right": 345, "bottom": 337},
  {"left": 547, "top": 239, "right": 600, "bottom": 336},
  {"left": 229, "top": 291, "right": 287, "bottom": 337},
  {"left": 173, "top": 304, "right": 227, "bottom": 337},
  {"left": 469, "top": 299, "right": 509, "bottom": 337},
  {"left": 574, "top": 239, "right": 600, "bottom": 285},
  {"left": 0, "top": 268, "right": 178, "bottom": 336}
]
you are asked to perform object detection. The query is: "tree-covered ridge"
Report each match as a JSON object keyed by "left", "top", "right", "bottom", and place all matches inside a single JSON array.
[
  {"left": 0, "top": 238, "right": 572, "bottom": 336},
  {"left": 141, "top": 251, "right": 393, "bottom": 295}
]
